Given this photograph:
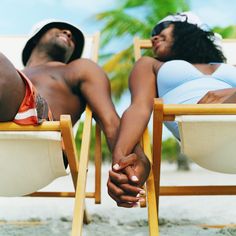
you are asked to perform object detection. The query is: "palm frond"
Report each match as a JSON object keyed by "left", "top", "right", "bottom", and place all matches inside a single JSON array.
[{"left": 95, "top": 0, "right": 190, "bottom": 100}]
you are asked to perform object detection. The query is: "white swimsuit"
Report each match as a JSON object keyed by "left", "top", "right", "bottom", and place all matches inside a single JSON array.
[{"left": 157, "top": 60, "right": 236, "bottom": 139}]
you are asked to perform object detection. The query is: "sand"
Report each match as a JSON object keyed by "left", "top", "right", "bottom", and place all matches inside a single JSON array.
[{"left": 0, "top": 163, "right": 236, "bottom": 236}]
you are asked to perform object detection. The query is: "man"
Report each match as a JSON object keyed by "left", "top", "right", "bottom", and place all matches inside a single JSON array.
[
  {"left": 0, "top": 19, "right": 150, "bottom": 206},
  {"left": 0, "top": 20, "right": 121, "bottom": 152}
]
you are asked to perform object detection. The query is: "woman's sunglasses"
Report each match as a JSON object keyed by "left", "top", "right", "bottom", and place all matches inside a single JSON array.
[{"left": 151, "top": 21, "right": 173, "bottom": 37}]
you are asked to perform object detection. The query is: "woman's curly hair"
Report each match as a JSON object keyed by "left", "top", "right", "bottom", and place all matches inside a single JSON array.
[{"left": 169, "top": 21, "right": 226, "bottom": 63}]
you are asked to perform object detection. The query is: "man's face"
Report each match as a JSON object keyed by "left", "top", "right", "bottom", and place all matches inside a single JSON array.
[{"left": 37, "top": 27, "right": 76, "bottom": 63}]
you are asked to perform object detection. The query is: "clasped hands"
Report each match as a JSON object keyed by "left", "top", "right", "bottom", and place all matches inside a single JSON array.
[{"left": 107, "top": 152, "right": 150, "bottom": 208}]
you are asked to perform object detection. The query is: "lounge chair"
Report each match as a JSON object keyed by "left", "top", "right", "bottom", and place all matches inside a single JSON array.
[
  {"left": 133, "top": 37, "right": 236, "bottom": 235},
  {"left": 0, "top": 32, "right": 101, "bottom": 236}
]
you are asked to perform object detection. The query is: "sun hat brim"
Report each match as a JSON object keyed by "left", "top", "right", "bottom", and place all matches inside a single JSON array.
[
  {"left": 151, "top": 11, "right": 222, "bottom": 48},
  {"left": 151, "top": 11, "right": 207, "bottom": 37},
  {"left": 22, "top": 21, "right": 85, "bottom": 66}
]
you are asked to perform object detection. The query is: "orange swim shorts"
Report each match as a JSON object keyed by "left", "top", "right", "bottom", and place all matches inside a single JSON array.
[{"left": 13, "top": 70, "right": 53, "bottom": 125}]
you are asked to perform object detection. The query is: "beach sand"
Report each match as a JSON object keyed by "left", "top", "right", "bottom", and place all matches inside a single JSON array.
[{"left": 0, "top": 162, "right": 236, "bottom": 235}]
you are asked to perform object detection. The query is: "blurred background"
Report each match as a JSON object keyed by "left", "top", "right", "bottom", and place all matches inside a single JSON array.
[{"left": 1, "top": 0, "right": 236, "bottom": 168}]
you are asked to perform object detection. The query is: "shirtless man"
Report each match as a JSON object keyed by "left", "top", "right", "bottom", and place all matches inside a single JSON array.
[
  {"left": 0, "top": 20, "right": 121, "bottom": 151},
  {"left": 0, "top": 20, "right": 150, "bottom": 201}
]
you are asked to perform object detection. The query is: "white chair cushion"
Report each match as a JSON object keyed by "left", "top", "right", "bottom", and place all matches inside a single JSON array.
[{"left": 177, "top": 115, "right": 236, "bottom": 174}]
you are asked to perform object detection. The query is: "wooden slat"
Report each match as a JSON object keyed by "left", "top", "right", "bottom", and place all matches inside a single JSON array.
[
  {"left": 26, "top": 191, "right": 95, "bottom": 198},
  {"left": 159, "top": 186, "right": 236, "bottom": 196},
  {"left": 91, "top": 32, "right": 100, "bottom": 62},
  {"left": 0, "top": 121, "right": 60, "bottom": 131},
  {"left": 142, "top": 128, "right": 159, "bottom": 236},
  {"left": 94, "top": 124, "right": 102, "bottom": 204},
  {"left": 152, "top": 99, "right": 164, "bottom": 211},
  {"left": 198, "top": 224, "right": 236, "bottom": 229},
  {"left": 71, "top": 106, "right": 92, "bottom": 236},
  {"left": 162, "top": 103, "right": 236, "bottom": 115},
  {"left": 60, "top": 115, "right": 79, "bottom": 188}
]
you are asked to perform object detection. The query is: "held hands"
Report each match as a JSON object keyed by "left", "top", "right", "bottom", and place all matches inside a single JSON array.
[
  {"left": 107, "top": 152, "right": 151, "bottom": 208},
  {"left": 198, "top": 88, "right": 236, "bottom": 104}
]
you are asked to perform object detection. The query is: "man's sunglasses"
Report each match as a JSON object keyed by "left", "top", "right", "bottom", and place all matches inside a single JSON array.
[{"left": 151, "top": 21, "right": 173, "bottom": 37}]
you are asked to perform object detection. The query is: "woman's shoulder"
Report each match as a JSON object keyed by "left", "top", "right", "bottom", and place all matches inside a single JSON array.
[
  {"left": 135, "top": 56, "right": 163, "bottom": 71},
  {"left": 136, "top": 56, "right": 160, "bottom": 63}
]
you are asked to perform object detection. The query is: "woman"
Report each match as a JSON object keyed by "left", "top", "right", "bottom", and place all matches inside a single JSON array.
[{"left": 107, "top": 12, "right": 236, "bottom": 207}]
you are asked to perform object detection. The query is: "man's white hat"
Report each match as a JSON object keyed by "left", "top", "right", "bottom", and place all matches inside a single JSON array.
[{"left": 22, "top": 19, "right": 85, "bottom": 65}]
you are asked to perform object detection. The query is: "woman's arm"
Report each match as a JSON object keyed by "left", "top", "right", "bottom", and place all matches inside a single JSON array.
[
  {"left": 112, "top": 56, "right": 161, "bottom": 162},
  {"left": 107, "top": 56, "right": 162, "bottom": 207},
  {"left": 198, "top": 65, "right": 236, "bottom": 104}
]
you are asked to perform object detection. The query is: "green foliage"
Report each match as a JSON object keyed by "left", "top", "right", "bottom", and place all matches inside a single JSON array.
[
  {"left": 104, "top": 47, "right": 132, "bottom": 101},
  {"left": 74, "top": 121, "right": 185, "bottom": 165},
  {"left": 213, "top": 25, "right": 236, "bottom": 38},
  {"left": 75, "top": 121, "right": 111, "bottom": 162},
  {"left": 96, "top": 0, "right": 190, "bottom": 100},
  {"left": 161, "top": 137, "right": 180, "bottom": 162}
]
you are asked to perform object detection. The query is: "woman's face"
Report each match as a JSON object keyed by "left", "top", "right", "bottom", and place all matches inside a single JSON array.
[{"left": 151, "top": 24, "right": 174, "bottom": 61}]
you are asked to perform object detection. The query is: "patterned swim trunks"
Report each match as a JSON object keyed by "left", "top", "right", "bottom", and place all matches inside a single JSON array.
[{"left": 13, "top": 70, "right": 53, "bottom": 125}]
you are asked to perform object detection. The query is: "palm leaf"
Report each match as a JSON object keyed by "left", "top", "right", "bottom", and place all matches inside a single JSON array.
[{"left": 96, "top": 0, "right": 190, "bottom": 100}]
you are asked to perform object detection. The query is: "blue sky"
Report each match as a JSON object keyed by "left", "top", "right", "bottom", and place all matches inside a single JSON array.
[
  {"left": 0, "top": 0, "right": 110, "bottom": 35},
  {"left": 0, "top": 0, "right": 236, "bottom": 35},
  {"left": 1, "top": 0, "right": 236, "bottom": 139}
]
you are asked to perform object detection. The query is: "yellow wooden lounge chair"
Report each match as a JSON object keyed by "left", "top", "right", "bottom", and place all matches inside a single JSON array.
[
  {"left": 0, "top": 32, "right": 101, "bottom": 236},
  {"left": 134, "top": 37, "right": 236, "bottom": 235}
]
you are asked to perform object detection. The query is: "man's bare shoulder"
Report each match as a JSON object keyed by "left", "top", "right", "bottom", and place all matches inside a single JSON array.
[
  {"left": 64, "top": 58, "right": 106, "bottom": 84},
  {"left": 64, "top": 58, "right": 99, "bottom": 78},
  {"left": 67, "top": 58, "right": 97, "bottom": 69}
]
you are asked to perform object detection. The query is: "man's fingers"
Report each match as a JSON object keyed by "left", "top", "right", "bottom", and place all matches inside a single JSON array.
[
  {"left": 108, "top": 172, "right": 143, "bottom": 196},
  {"left": 107, "top": 178, "right": 125, "bottom": 196},
  {"left": 109, "top": 170, "right": 129, "bottom": 184},
  {"left": 108, "top": 191, "right": 139, "bottom": 208},
  {"left": 119, "top": 183, "right": 144, "bottom": 196},
  {"left": 117, "top": 202, "right": 137, "bottom": 208},
  {"left": 113, "top": 153, "right": 138, "bottom": 171},
  {"left": 107, "top": 190, "right": 122, "bottom": 203}
]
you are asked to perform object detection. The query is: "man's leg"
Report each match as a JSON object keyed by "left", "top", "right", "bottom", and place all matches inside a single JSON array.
[{"left": 0, "top": 53, "right": 25, "bottom": 121}]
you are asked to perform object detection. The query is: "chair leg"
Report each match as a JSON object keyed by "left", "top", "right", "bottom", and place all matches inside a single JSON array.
[
  {"left": 153, "top": 99, "right": 164, "bottom": 214},
  {"left": 142, "top": 128, "right": 159, "bottom": 235},
  {"left": 146, "top": 170, "right": 159, "bottom": 236},
  {"left": 83, "top": 205, "right": 91, "bottom": 224},
  {"left": 94, "top": 124, "right": 102, "bottom": 204},
  {"left": 70, "top": 110, "right": 92, "bottom": 236}
]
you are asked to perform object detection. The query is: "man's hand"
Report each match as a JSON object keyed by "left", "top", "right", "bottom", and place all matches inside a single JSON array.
[
  {"left": 107, "top": 170, "right": 143, "bottom": 208},
  {"left": 107, "top": 153, "right": 151, "bottom": 208},
  {"left": 198, "top": 88, "right": 236, "bottom": 104}
]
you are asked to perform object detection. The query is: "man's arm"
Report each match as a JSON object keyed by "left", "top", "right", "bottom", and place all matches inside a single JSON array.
[{"left": 68, "top": 58, "right": 120, "bottom": 151}]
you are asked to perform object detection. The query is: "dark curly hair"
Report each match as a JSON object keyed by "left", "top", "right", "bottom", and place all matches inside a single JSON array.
[{"left": 169, "top": 21, "right": 226, "bottom": 63}]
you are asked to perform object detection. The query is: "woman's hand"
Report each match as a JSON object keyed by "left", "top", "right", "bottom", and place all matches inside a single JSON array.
[{"left": 198, "top": 88, "right": 236, "bottom": 104}]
